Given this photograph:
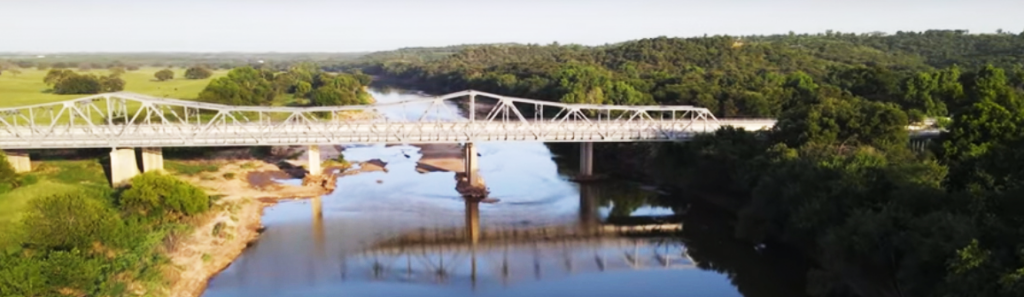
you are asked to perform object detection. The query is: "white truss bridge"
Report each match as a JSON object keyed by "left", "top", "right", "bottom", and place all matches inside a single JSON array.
[{"left": 0, "top": 90, "right": 776, "bottom": 149}]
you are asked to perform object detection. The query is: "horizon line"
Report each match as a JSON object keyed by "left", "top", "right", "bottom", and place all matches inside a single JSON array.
[{"left": 0, "top": 28, "right": 1017, "bottom": 55}]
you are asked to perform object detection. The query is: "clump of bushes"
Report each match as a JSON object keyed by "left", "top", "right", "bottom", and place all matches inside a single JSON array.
[
  {"left": 118, "top": 172, "right": 210, "bottom": 223},
  {"left": 0, "top": 171, "right": 212, "bottom": 296},
  {"left": 21, "top": 192, "right": 125, "bottom": 250},
  {"left": 43, "top": 69, "right": 126, "bottom": 94}
]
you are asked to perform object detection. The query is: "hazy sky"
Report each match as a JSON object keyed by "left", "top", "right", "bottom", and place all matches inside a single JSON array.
[{"left": 2, "top": 0, "right": 1021, "bottom": 52}]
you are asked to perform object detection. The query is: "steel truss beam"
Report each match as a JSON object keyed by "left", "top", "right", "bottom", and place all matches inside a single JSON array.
[{"left": 0, "top": 90, "right": 722, "bottom": 149}]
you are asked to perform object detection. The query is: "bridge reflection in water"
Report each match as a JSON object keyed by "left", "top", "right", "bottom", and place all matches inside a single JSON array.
[{"left": 212, "top": 184, "right": 690, "bottom": 295}]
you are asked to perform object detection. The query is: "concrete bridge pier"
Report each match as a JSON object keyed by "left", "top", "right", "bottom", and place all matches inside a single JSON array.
[
  {"left": 109, "top": 147, "right": 140, "bottom": 186},
  {"left": 456, "top": 143, "right": 489, "bottom": 198},
  {"left": 5, "top": 150, "right": 31, "bottom": 173},
  {"left": 579, "top": 142, "right": 594, "bottom": 179},
  {"left": 308, "top": 145, "right": 321, "bottom": 176},
  {"left": 140, "top": 147, "right": 164, "bottom": 172},
  {"left": 464, "top": 142, "right": 479, "bottom": 184}
]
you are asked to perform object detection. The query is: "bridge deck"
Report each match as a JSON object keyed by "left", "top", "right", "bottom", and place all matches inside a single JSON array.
[
  {"left": 0, "top": 121, "right": 776, "bottom": 148},
  {"left": 0, "top": 90, "right": 939, "bottom": 149}
]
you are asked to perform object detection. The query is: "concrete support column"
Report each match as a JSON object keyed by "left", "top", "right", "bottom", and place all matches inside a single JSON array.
[
  {"left": 109, "top": 148, "right": 139, "bottom": 186},
  {"left": 140, "top": 147, "right": 164, "bottom": 173},
  {"left": 6, "top": 151, "right": 31, "bottom": 173},
  {"left": 464, "top": 142, "right": 479, "bottom": 184},
  {"left": 580, "top": 142, "right": 594, "bottom": 177},
  {"left": 308, "top": 145, "right": 321, "bottom": 176},
  {"left": 465, "top": 199, "right": 480, "bottom": 245}
]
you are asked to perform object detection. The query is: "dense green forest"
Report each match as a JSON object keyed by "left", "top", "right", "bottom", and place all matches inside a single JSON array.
[
  {"left": 656, "top": 64, "right": 1024, "bottom": 297},
  {"left": 350, "top": 30, "right": 1024, "bottom": 121},
  {"left": 344, "top": 30, "right": 1024, "bottom": 297}
]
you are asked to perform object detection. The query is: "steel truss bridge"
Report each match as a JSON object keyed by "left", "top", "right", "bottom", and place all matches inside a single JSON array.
[{"left": 0, "top": 90, "right": 758, "bottom": 149}]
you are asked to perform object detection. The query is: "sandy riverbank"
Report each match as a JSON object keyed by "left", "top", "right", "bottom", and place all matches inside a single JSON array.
[
  {"left": 165, "top": 141, "right": 469, "bottom": 297},
  {"left": 165, "top": 159, "right": 331, "bottom": 297}
]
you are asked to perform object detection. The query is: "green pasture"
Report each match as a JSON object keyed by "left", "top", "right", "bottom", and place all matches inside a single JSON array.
[{"left": 0, "top": 67, "right": 228, "bottom": 107}]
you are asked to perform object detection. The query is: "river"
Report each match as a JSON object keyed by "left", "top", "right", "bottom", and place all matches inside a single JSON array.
[{"left": 200, "top": 88, "right": 809, "bottom": 297}]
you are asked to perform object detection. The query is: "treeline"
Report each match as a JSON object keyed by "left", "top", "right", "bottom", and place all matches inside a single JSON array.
[
  {"left": 197, "top": 63, "right": 373, "bottom": 106},
  {"left": 43, "top": 69, "right": 126, "bottom": 95},
  {"left": 326, "top": 43, "right": 525, "bottom": 72},
  {"left": 350, "top": 31, "right": 1024, "bottom": 120},
  {"left": 0, "top": 155, "right": 212, "bottom": 296},
  {"left": 746, "top": 29, "right": 1024, "bottom": 70},
  {"left": 1, "top": 52, "right": 367, "bottom": 71},
  {"left": 660, "top": 64, "right": 1024, "bottom": 296}
]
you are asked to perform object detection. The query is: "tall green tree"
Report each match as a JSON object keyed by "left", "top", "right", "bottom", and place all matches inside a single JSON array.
[{"left": 154, "top": 69, "right": 174, "bottom": 81}]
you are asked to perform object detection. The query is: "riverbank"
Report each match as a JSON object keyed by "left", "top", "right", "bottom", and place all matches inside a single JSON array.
[
  {"left": 165, "top": 139, "right": 471, "bottom": 297},
  {"left": 165, "top": 157, "right": 330, "bottom": 297}
]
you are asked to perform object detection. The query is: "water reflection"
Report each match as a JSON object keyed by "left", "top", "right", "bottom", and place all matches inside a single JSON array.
[
  {"left": 201, "top": 89, "right": 805, "bottom": 297},
  {"left": 205, "top": 184, "right": 707, "bottom": 297}
]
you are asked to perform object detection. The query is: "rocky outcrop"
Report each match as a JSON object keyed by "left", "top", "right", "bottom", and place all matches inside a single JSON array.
[
  {"left": 454, "top": 172, "right": 489, "bottom": 199},
  {"left": 302, "top": 173, "right": 337, "bottom": 192}
]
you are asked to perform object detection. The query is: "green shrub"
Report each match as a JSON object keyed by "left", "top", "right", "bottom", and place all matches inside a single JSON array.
[
  {"left": 21, "top": 192, "right": 123, "bottom": 251},
  {"left": 18, "top": 174, "right": 38, "bottom": 187},
  {"left": 42, "top": 249, "right": 104, "bottom": 294},
  {"left": 222, "top": 172, "right": 236, "bottom": 179},
  {"left": 118, "top": 172, "right": 210, "bottom": 221},
  {"left": 211, "top": 221, "right": 225, "bottom": 237},
  {"left": 0, "top": 253, "right": 46, "bottom": 296},
  {"left": 0, "top": 151, "right": 18, "bottom": 189}
]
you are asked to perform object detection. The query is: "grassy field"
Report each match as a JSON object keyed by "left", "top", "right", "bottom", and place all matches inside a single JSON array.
[
  {"left": 0, "top": 159, "right": 110, "bottom": 247},
  {"left": 0, "top": 67, "right": 228, "bottom": 107}
]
